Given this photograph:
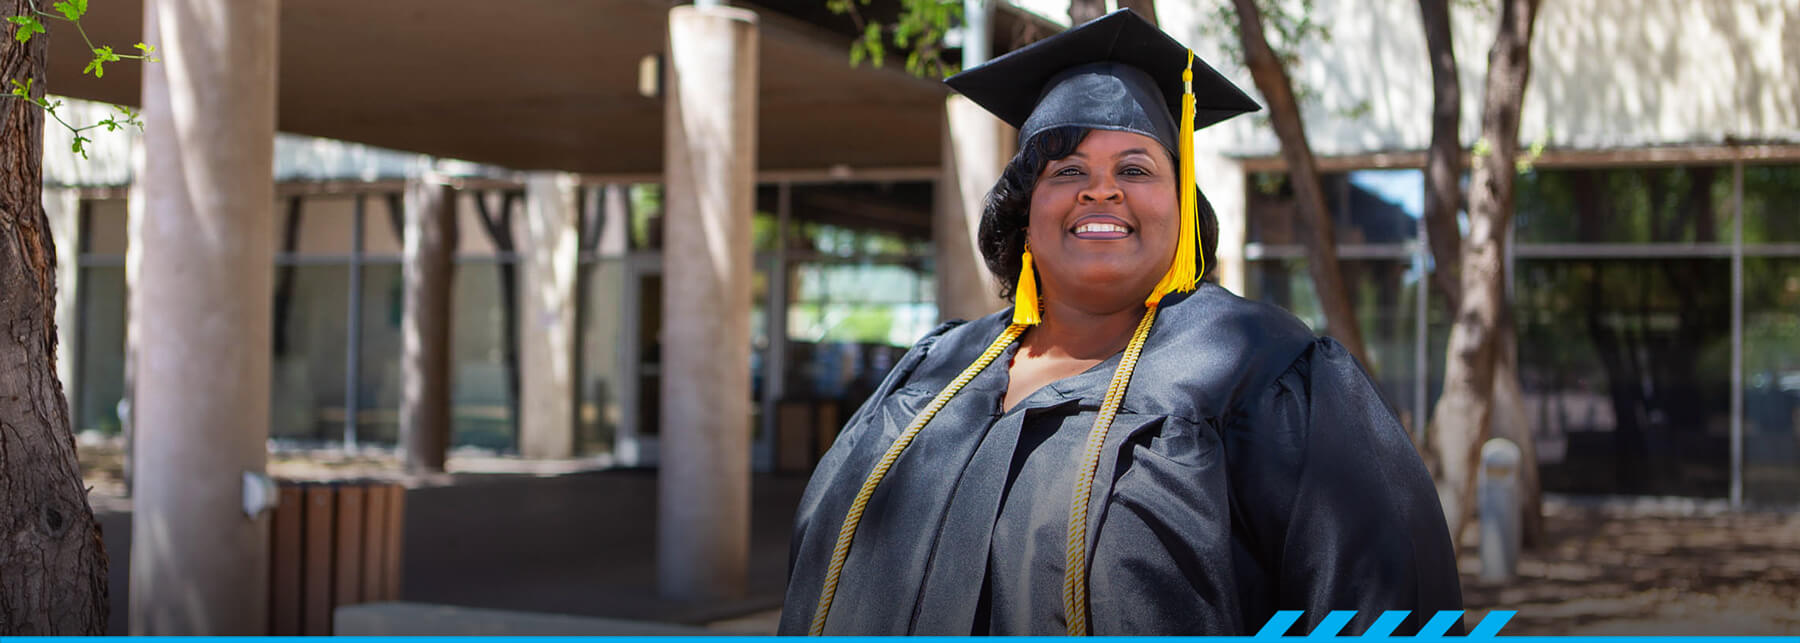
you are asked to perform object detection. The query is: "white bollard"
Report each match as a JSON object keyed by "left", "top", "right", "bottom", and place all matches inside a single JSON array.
[{"left": 1478, "top": 437, "right": 1523, "bottom": 582}]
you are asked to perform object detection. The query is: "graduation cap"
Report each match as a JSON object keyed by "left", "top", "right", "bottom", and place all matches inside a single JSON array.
[
  {"left": 944, "top": 8, "right": 1261, "bottom": 317},
  {"left": 944, "top": 8, "right": 1259, "bottom": 156}
]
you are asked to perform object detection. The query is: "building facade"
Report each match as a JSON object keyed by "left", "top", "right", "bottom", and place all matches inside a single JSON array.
[{"left": 46, "top": 0, "right": 1799, "bottom": 509}]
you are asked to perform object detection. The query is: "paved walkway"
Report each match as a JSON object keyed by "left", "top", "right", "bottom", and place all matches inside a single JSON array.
[
  {"left": 89, "top": 457, "right": 1797, "bottom": 635},
  {"left": 1458, "top": 498, "right": 1800, "bottom": 635},
  {"left": 95, "top": 468, "right": 808, "bottom": 635}
]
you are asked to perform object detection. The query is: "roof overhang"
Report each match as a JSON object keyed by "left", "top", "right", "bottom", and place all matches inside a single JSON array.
[{"left": 46, "top": 0, "right": 954, "bottom": 175}]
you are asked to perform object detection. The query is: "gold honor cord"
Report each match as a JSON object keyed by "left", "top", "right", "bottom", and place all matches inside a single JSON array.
[
  {"left": 1061, "top": 303, "right": 1158, "bottom": 636},
  {"left": 810, "top": 322, "right": 1028, "bottom": 636},
  {"left": 808, "top": 305, "right": 1160, "bottom": 636}
]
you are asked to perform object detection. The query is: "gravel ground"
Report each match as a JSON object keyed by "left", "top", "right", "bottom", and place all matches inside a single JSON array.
[{"left": 1459, "top": 499, "right": 1800, "bottom": 635}]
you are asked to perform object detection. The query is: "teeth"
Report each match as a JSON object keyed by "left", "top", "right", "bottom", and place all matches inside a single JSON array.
[{"left": 1075, "top": 222, "right": 1128, "bottom": 234}]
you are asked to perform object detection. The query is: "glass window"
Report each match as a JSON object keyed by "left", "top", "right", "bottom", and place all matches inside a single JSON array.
[
  {"left": 355, "top": 262, "right": 405, "bottom": 445},
  {"left": 85, "top": 199, "right": 128, "bottom": 256},
  {"left": 1742, "top": 164, "right": 1800, "bottom": 244},
  {"left": 1246, "top": 170, "right": 1422, "bottom": 246},
  {"left": 349, "top": 261, "right": 518, "bottom": 450},
  {"left": 1744, "top": 257, "right": 1800, "bottom": 505},
  {"left": 76, "top": 266, "right": 126, "bottom": 434},
  {"left": 578, "top": 258, "right": 628, "bottom": 457},
  {"left": 1515, "top": 258, "right": 1732, "bottom": 498},
  {"left": 270, "top": 265, "right": 351, "bottom": 443},
  {"left": 1515, "top": 166, "right": 1733, "bottom": 244},
  {"left": 630, "top": 184, "right": 664, "bottom": 251},
  {"left": 1245, "top": 257, "right": 1424, "bottom": 428},
  {"left": 451, "top": 264, "right": 516, "bottom": 451}
]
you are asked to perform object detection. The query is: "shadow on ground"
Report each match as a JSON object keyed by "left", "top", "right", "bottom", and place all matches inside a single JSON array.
[{"left": 1459, "top": 501, "right": 1800, "bottom": 635}]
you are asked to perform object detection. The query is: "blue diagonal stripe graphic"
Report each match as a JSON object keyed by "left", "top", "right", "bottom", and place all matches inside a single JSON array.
[
  {"left": 1308, "top": 611, "right": 1358, "bottom": 637},
  {"left": 1419, "top": 610, "right": 1465, "bottom": 637},
  {"left": 1362, "top": 610, "right": 1411, "bottom": 637},
  {"left": 1255, "top": 611, "right": 1305, "bottom": 638},
  {"left": 1469, "top": 610, "right": 1516, "bottom": 637}
]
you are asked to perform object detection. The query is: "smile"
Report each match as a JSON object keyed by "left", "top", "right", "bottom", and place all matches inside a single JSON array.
[{"left": 1070, "top": 218, "right": 1132, "bottom": 240}]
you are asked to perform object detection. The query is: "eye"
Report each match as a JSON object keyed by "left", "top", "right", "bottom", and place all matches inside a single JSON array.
[{"left": 1120, "top": 165, "right": 1150, "bottom": 176}]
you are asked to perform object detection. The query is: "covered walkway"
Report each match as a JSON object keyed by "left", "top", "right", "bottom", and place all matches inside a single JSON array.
[{"left": 95, "top": 469, "right": 811, "bottom": 635}]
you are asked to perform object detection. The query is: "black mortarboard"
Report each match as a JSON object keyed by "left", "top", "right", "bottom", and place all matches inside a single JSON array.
[{"left": 944, "top": 8, "right": 1260, "bottom": 153}]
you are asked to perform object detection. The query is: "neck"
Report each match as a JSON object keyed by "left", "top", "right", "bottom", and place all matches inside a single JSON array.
[{"left": 1019, "top": 298, "right": 1146, "bottom": 361}]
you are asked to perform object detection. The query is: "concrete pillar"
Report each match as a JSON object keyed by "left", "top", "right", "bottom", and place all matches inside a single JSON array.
[
  {"left": 45, "top": 188, "right": 80, "bottom": 420},
  {"left": 935, "top": 96, "right": 1010, "bottom": 322},
  {"left": 129, "top": 0, "right": 278, "bottom": 633},
  {"left": 599, "top": 184, "right": 631, "bottom": 258},
  {"left": 401, "top": 177, "right": 457, "bottom": 474},
  {"left": 1196, "top": 150, "right": 1247, "bottom": 295},
  {"left": 518, "top": 172, "right": 580, "bottom": 459},
  {"left": 659, "top": 3, "right": 757, "bottom": 601}
]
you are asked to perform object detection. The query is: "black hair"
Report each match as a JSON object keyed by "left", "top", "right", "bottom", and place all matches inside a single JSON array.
[{"left": 976, "top": 126, "right": 1220, "bottom": 300}]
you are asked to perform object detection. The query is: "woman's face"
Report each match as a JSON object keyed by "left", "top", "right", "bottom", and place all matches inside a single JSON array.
[{"left": 1026, "top": 129, "right": 1179, "bottom": 312}]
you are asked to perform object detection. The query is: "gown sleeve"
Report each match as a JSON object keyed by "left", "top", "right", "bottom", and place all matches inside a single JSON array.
[{"left": 1227, "top": 337, "right": 1464, "bottom": 635}]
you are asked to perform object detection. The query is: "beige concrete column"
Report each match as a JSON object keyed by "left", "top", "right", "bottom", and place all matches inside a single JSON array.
[
  {"left": 44, "top": 188, "right": 80, "bottom": 417},
  {"left": 518, "top": 172, "right": 580, "bottom": 458},
  {"left": 935, "top": 95, "right": 1010, "bottom": 322},
  {"left": 129, "top": 0, "right": 278, "bottom": 634},
  {"left": 659, "top": 3, "right": 757, "bottom": 601},
  {"left": 401, "top": 177, "right": 457, "bottom": 474},
  {"left": 1197, "top": 151, "right": 1247, "bottom": 295}
]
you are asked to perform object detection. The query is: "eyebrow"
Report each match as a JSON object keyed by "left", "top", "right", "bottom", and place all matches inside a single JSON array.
[{"left": 1060, "top": 148, "right": 1157, "bottom": 161}]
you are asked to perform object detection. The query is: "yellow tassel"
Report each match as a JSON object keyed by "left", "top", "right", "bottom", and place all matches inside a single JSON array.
[
  {"left": 1013, "top": 244, "right": 1043, "bottom": 326},
  {"left": 1147, "top": 49, "right": 1202, "bottom": 307}
]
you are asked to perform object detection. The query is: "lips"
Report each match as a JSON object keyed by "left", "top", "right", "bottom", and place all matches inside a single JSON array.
[{"left": 1070, "top": 215, "right": 1133, "bottom": 240}]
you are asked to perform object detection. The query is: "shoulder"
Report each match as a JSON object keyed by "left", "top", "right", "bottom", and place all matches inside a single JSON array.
[
  {"left": 1134, "top": 284, "right": 1322, "bottom": 418},
  {"left": 913, "top": 308, "right": 1014, "bottom": 360},
  {"left": 1156, "top": 283, "right": 1317, "bottom": 356}
]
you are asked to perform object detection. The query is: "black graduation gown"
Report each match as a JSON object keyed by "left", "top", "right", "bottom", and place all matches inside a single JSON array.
[{"left": 778, "top": 284, "right": 1463, "bottom": 635}]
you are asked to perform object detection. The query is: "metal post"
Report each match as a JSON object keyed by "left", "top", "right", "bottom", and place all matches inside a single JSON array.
[
  {"left": 1414, "top": 236, "right": 1429, "bottom": 443},
  {"left": 758, "top": 183, "right": 792, "bottom": 473},
  {"left": 963, "top": 0, "right": 991, "bottom": 67},
  {"left": 1478, "top": 438, "right": 1522, "bottom": 581},
  {"left": 345, "top": 194, "right": 365, "bottom": 450},
  {"left": 1730, "top": 161, "right": 1744, "bottom": 508}
]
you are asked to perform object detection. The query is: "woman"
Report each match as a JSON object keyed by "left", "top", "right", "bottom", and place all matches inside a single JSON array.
[{"left": 779, "top": 9, "right": 1461, "bottom": 636}]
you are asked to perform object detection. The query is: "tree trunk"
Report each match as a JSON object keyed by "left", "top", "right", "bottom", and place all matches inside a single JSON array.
[
  {"left": 271, "top": 197, "right": 303, "bottom": 356},
  {"left": 0, "top": 6, "right": 110, "bottom": 633},
  {"left": 1418, "top": 0, "right": 1545, "bottom": 549},
  {"left": 1489, "top": 306, "right": 1546, "bottom": 547},
  {"left": 400, "top": 179, "right": 457, "bottom": 474},
  {"left": 1230, "top": 0, "right": 1373, "bottom": 370},
  {"left": 1069, "top": 0, "right": 1106, "bottom": 25},
  {"left": 1417, "top": 0, "right": 1463, "bottom": 312},
  {"left": 1426, "top": 0, "right": 1541, "bottom": 550},
  {"left": 473, "top": 191, "right": 520, "bottom": 452},
  {"left": 1117, "top": 0, "right": 1157, "bottom": 25}
]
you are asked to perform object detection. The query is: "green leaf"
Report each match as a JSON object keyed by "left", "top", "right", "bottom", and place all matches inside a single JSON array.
[
  {"left": 71, "top": 134, "right": 90, "bottom": 160},
  {"left": 861, "top": 23, "right": 885, "bottom": 68},
  {"left": 85, "top": 45, "right": 120, "bottom": 78},
  {"left": 7, "top": 77, "right": 32, "bottom": 98},
  {"left": 52, "top": 0, "right": 88, "bottom": 21},
  {"left": 8, "top": 15, "right": 45, "bottom": 43}
]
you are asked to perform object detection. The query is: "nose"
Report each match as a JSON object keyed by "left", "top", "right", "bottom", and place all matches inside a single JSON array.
[{"left": 1078, "top": 174, "right": 1123, "bottom": 203}]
